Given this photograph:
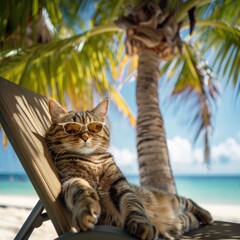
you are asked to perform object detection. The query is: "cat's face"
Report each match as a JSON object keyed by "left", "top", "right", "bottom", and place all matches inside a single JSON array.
[{"left": 46, "top": 99, "right": 110, "bottom": 155}]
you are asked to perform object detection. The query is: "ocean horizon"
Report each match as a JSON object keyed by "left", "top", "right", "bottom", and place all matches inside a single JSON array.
[{"left": 0, "top": 173, "right": 240, "bottom": 205}]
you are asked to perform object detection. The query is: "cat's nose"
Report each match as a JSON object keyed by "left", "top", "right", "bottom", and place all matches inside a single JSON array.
[{"left": 81, "top": 132, "right": 89, "bottom": 142}]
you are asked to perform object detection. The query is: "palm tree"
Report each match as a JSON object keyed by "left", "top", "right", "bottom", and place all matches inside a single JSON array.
[
  {"left": 1, "top": 1, "right": 239, "bottom": 193},
  {"left": 115, "top": 0, "right": 239, "bottom": 193}
]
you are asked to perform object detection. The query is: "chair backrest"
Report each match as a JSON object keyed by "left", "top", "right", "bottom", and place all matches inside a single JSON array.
[{"left": 0, "top": 76, "right": 72, "bottom": 235}]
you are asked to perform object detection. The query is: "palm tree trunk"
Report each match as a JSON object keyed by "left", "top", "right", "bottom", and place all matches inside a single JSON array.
[{"left": 136, "top": 49, "right": 176, "bottom": 194}]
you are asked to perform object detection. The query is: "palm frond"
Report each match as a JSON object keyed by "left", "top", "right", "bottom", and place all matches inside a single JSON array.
[
  {"left": 115, "top": 55, "right": 138, "bottom": 89},
  {"left": 0, "top": 22, "right": 119, "bottom": 78},
  {"left": 93, "top": 0, "right": 129, "bottom": 26},
  {"left": 175, "top": 0, "right": 212, "bottom": 22},
  {"left": 162, "top": 42, "right": 219, "bottom": 164},
  {"left": 180, "top": 1, "right": 240, "bottom": 95},
  {"left": 0, "top": 0, "right": 62, "bottom": 50},
  {"left": 0, "top": 18, "right": 136, "bottom": 127},
  {"left": 194, "top": 21, "right": 240, "bottom": 93},
  {"left": 196, "top": 0, "right": 240, "bottom": 27},
  {"left": 109, "top": 86, "right": 136, "bottom": 126}
]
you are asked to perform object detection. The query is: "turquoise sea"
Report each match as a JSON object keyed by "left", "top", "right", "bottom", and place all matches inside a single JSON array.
[{"left": 0, "top": 174, "right": 240, "bottom": 205}]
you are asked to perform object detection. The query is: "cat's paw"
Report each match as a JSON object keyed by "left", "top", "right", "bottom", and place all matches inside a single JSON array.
[
  {"left": 72, "top": 198, "right": 101, "bottom": 231},
  {"left": 196, "top": 208, "right": 213, "bottom": 225},
  {"left": 125, "top": 218, "right": 158, "bottom": 240}
]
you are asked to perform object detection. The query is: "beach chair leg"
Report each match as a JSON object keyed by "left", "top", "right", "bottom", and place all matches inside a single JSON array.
[{"left": 14, "top": 200, "right": 49, "bottom": 240}]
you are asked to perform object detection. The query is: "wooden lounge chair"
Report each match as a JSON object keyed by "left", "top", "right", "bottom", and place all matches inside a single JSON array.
[{"left": 0, "top": 76, "right": 239, "bottom": 240}]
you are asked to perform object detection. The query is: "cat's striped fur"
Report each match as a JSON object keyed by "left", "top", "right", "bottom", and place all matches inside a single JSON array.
[{"left": 45, "top": 98, "right": 213, "bottom": 240}]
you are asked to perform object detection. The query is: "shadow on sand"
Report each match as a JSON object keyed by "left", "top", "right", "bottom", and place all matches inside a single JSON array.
[{"left": 182, "top": 221, "right": 240, "bottom": 240}]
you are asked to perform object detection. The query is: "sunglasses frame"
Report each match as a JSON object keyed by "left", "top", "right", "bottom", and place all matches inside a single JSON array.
[{"left": 58, "top": 121, "right": 105, "bottom": 135}]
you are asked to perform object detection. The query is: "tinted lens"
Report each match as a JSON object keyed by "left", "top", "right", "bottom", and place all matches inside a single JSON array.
[
  {"left": 87, "top": 122, "right": 103, "bottom": 133},
  {"left": 64, "top": 123, "right": 81, "bottom": 135}
]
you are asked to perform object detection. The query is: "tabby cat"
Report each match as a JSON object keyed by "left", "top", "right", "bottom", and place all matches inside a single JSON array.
[{"left": 45, "top": 98, "right": 213, "bottom": 240}]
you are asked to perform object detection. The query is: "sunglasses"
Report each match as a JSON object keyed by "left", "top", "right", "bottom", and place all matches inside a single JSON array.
[{"left": 58, "top": 121, "right": 105, "bottom": 135}]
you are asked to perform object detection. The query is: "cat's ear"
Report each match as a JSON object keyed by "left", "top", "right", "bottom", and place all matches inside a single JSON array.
[
  {"left": 48, "top": 99, "right": 67, "bottom": 123},
  {"left": 91, "top": 98, "right": 109, "bottom": 120}
]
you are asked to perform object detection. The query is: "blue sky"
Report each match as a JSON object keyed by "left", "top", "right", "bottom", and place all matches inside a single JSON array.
[
  {"left": 108, "top": 78, "right": 240, "bottom": 176},
  {"left": 1, "top": 73, "right": 240, "bottom": 176}
]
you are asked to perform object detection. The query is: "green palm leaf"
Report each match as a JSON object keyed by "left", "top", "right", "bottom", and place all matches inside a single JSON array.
[
  {"left": 196, "top": 0, "right": 240, "bottom": 26},
  {"left": 195, "top": 22, "right": 240, "bottom": 93},
  {"left": 162, "top": 42, "right": 219, "bottom": 164}
]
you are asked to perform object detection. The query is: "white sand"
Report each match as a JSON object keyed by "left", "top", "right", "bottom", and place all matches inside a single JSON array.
[
  {"left": 0, "top": 195, "right": 57, "bottom": 240},
  {"left": 0, "top": 194, "right": 240, "bottom": 240},
  {"left": 200, "top": 203, "right": 240, "bottom": 224}
]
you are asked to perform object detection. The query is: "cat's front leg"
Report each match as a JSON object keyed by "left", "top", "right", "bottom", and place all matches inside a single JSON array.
[
  {"left": 62, "top": 177, "right": 101, "bottom": 231},
  {"left": 109, "top": 177, "right": 158, "bottom": 240},
  {"left": 124, "top": 211, "right": 158, "bottom": 240}
]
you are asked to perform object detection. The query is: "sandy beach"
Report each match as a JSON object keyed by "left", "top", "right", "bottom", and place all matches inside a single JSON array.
[
  {"left": 0, "top": 195, "right": 57, "bottom": 240},
  {"left": 0, "top": 194, "right": 240, "bottom": 240}
]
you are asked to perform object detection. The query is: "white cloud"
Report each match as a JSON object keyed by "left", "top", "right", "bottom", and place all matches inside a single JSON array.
[
  {"left": 167, "top": 136, "right": 193, "bottom": 164},
  {"left": 168, "top": 136, "right": 240, "bottom": 174},
  {"left": 110, "top": 137, "right": 240, "bottom": 175},
  {"left": 109, "top": 145, "right": 138, "bottom": 174},
  {"left": 212, "top": 138, "right": 240, "bottom": 163}
]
